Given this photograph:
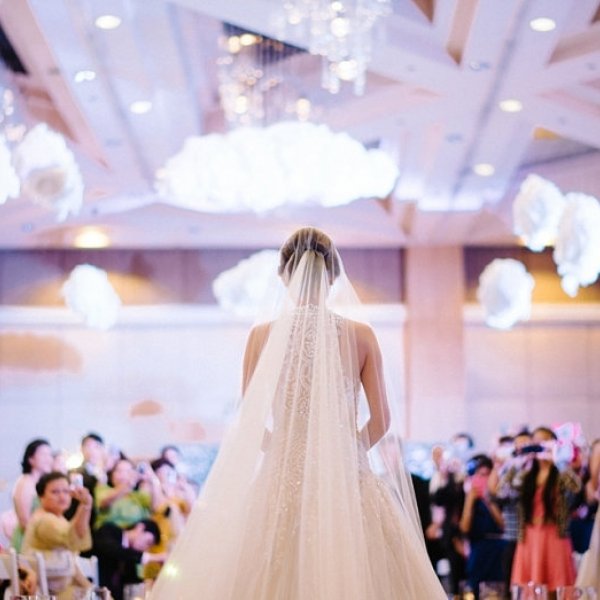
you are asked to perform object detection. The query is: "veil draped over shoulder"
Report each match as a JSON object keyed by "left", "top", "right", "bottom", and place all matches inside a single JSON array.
[{"left": 149, "top": 228, "right": 445, "bottom": 599}]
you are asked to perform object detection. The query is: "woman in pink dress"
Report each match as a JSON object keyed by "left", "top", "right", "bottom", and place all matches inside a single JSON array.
[{"left": 510, "top": 426, "right": 581, "bottom": 593}]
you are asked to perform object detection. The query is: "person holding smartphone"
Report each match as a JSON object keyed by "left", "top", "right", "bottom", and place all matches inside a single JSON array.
[
  {"left": 94, "top": 458, "right": 163, "bottom": 531},
  {"left": 460, "top": 454, "right": 506, "bottom": 599},
  {"left": 21, "top": 471, "right": 94, "bottom": 600},
  {"left": 506, "top": 426, "right": 581, "bottom": 596}
]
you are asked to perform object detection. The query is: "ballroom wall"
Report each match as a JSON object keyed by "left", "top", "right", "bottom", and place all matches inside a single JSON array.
[{"left": 0, "top": 246, "right": 599, "bottom": 514}]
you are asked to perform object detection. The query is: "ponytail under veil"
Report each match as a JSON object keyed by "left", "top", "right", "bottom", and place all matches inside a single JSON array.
[{"left": 149, "top": 227, "right": 445, "bottom": 599}]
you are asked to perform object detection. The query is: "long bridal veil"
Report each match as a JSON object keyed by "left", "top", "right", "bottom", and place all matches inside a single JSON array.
[{"left": 149, "top": 228, "right": 445, "bottom": 599}]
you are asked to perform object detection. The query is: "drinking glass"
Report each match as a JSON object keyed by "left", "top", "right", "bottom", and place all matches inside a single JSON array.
[
  {"left": 556, "top": 586, "right": 598, "bottom": 600},
  {"left": 480, "top": 581, "right": 506, "bottom": 599},
  {"left": 123, "top": 583, "right": 148, "bottom": 600},
  {"left": 12, "top": 596, "right": 57, "bottom": 600},
  {"left": 511, "top": 582, "right": 548, "bottom": 600}
]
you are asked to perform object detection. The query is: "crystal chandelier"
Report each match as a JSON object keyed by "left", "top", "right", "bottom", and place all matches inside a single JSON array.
[
  {"left": 217, "top": 25, "right": 311, "bottom": 128},
  {"left": 283, "top": 0, "right": 391, "bottom": 95}
]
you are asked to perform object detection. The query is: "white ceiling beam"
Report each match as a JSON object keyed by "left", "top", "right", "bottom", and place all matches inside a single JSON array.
[{"left": 526, "top": 99, "right": 600, "bottom": 149}]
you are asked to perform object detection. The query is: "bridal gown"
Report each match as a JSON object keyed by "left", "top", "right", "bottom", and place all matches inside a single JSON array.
[{"left": 150, "top": 305, "right": 446, "bottom": 599}]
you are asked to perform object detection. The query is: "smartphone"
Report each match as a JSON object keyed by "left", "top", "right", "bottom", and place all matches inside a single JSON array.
[{"left": 70, "top": 472, "right": 84, "bottom": 489}]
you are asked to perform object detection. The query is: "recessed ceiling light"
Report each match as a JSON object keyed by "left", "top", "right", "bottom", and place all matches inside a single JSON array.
[
  {"left": 473, "top": 163, "right": 495, "bottom": 177},
  {"left": 239, "top": 33, "right": 259, "bottom": 46},
  {"left": 74, "top": 70, "right": 96, "bottom": 83},
  {"left": 129, "top": 100, "right": 152, "bottom": 114},
  {"left": 499, "top": 98, "right": 523, "bottom": 113},
  {"left": 95, "top": 15, "right": 121, "bottom": 30},
  {"left": 529, "top": 17, "right": 556, "bottom": 32},
  {"left": 74, "top": 228, "right": 110, "bottom": 249},
  {"left": 227, "top": 36, "right": 241, "bottom": 54}
]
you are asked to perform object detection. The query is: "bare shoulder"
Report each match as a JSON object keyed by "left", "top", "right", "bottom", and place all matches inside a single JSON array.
[
  {"left": 13, "top": 473, "right": 34, "bottom": 493},
  {"left": 340, "top": 318, "right": 379, "bottom": 366},
  {"left": 343, "top": 318, "right": 377, "bottom": 346}
]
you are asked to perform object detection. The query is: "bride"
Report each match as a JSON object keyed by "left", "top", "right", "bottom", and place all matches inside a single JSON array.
[{"left": 149, "top": 227, "right": 446, "bottom": 599}]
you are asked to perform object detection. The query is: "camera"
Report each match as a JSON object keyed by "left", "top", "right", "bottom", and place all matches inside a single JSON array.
[{"left": 514, "top": 444, "right": 544, "bottom": 456}]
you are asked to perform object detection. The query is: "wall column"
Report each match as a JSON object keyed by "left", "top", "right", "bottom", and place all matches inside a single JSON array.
[{"left": 404, "top": 246, "right": 466, "bottom": 441}]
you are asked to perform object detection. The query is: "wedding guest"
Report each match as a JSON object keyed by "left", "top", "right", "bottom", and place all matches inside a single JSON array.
[
  {"left": 149, "top": 458, "right": 194, "bottom": 550},
  {"left": 491, "top": 429, "right": 532, "bottom": 597},
  {"left": 460, "top": 454, "right": 505, "bottom": 598},
  {"left": 12, "top": 438, "right": 54, "bottom": 550},
  {"left": 95, "top": 458, "right": 163, "bottom": 530},
  {"left": 21, "top": 471, "right": 93, "bottom": 600},
  {"left": 93, "top": 518, "right": 163, "bottom": 600},
  {"left": 0, "top": 552, "right": 38, "bottom": 598},
  {"left": 430, "top": 444, "right": 467, "bottom": 596},
  {"left": 66, "top": 432, "right": 108, "bottom": 531},
  {"left": 505, "top": 426, "right": 581, "bottom": 594}
]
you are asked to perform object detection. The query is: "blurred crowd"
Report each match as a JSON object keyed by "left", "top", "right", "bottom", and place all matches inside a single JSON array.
[
  {"left": 1, "top": 425, "right": 598, "bottom": 599},
  {"left": 411, "top": 427, "right": 599, "bottom": 599},
  {"left": 0, "top": 433, "right": 197, "bottom": 599}
]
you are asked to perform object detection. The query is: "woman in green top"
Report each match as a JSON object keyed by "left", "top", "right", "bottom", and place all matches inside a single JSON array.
[
  {"left": 11, "top": 438, "right": 54, "bottom": 550},
  {"left": 95, "top": 458, "right": 163, "bottom": 530}
]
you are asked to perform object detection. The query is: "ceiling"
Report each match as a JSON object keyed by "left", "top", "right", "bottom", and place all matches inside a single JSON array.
[{"left": 0, "top": 0, "right": 599, "bottom": 249}]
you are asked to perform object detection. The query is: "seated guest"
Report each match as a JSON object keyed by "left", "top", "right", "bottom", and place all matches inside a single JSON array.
[
  {"left": 95, "top": 458, "right": 162, "bottom": 530},
  {"left": 21, "top": 471, "right": 93, "bottom": 600},
  {"left": 93, "top": 518, "right": 163, "bottom": 600},
  {"left": 0, "top": 553, "right": 38, "bottom": 598}
]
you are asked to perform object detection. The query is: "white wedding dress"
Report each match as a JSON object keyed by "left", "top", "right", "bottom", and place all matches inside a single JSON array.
[
  {"left": 576, "top": 506, "right": 600, "bottom": 594},
  {"left": 150, "top": 236, "right": 446, "bottom": 599}
]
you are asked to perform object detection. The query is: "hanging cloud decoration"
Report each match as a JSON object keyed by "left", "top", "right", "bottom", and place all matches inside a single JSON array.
[
  {"left": 156, "top": 122, "right": 398, "bottom": 213},
  {"left": 13, "top": 123, "right": 84, "bottom": 221},
  {"left": 0, "top": 137, "right": 20, "bottom": 204},
  {"left": 512, "top": 174, "right": 566, "bottom": 251},
  {"left": 61, "top": 264, "right": 121, "bottom": 330},
  {"left": 477, "top": 258, "right": 535, "bottom": 330},
  {"left": 553, "top": 192, "right": 600, "bottom": 298},
  {"left": 213, "top": 250, "right": 280, "bottom": 317}
]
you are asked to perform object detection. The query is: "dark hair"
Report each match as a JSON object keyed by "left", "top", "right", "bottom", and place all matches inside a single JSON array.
[
  {"left": 21, "top": 439, "right": 51, "bottom": 474},
  {"left": 521, "top": 459, "right": 559, "bottom": 525},
  {"left": 278, "top": 227, "right": 341, "bottom": 283},
  {"left": 452, "top": 432, "right": 475, "bottom": 449},
  {"left": 151, "top": 458, "right": 175, "bottom": 472},
  {"left": 36, "top": 471, "right": 68, "bottom": 497},
  {"left": 82, "top": 432, "right": 104, "bottom": 445},
  {"left": 498, "top": 435, "right": 514, "bottom": 445},
  {"left": 128, "top": 518, "right": 161, "bottom": 545},
  {"left": 532, "top": 426, "right": 557, "bottom": 441},
  {"left": 107, "top": 458, "right": 133, "bottom": 487},
  {"left": 466, "top": 453, "right": 493, "bottom": 477},
  {"left": 160, "top": 445, "right": 180, "bottom": 458}
]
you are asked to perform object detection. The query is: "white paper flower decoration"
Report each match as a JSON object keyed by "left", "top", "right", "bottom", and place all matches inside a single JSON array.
[
  {"left": 477, "top": 258, "right": 535, "bottom": 329},
  {"left": 13, "top": 123, "right": 84, "bottom": 221},
  {"left": 512, "top": 174, "right": 566, "bottom": 251},
  {"left": 553, "top": 192, "right": 600, "bottom": 297},
  {"left": 0, "top": 137, "right": 20, "bottom": 204},
  {"left": 212, "top": 250, "right": 280, "bottom": 317},
  {"left": 61, "top": 264, "right": 121, "bottom": 330},
  {"left": 157, "top": 121, "right": 398, "bottom": 213}
]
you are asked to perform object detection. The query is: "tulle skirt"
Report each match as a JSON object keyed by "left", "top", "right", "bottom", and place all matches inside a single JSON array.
[
  {"left": 150, "top": 447, "right": 446, "bottom": 599},
  {"left": 576, "top": 507, "right": 600, "bottom": 594}
]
